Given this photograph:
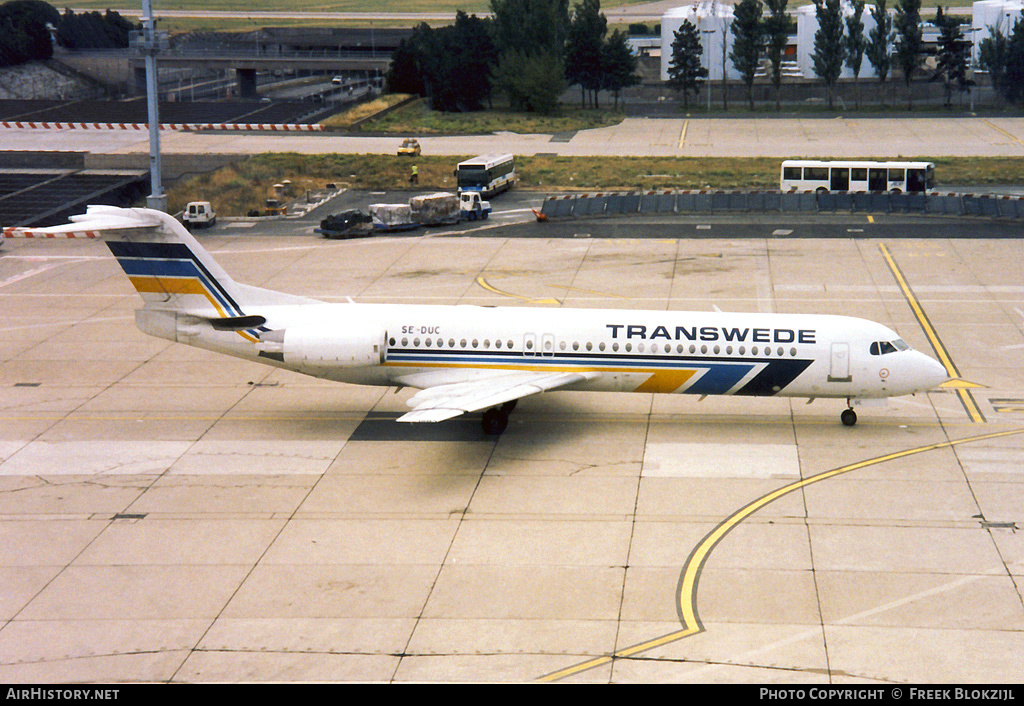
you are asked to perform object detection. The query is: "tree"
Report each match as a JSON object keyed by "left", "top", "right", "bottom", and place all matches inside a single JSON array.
[
  {"left": 893, "top": 0, "right": 924, "bottom": 108},
  {"left": 979, "top": 22, "right": 1009, "bottom": 105},
  {"left": 867, "top": 0, "right": 893, "bottom": 104},
  {"left": 447, "top": 12, "right": 498, "bottom": 110},
  {"left": 384, "top": 14, "right": 497, "bottom": 112},
  {"left": 0, "top": 0, "right": 59, "bottom": 67},
  {"left": 564, "top": 0, "right": 606, "bottom": 108},
  {"left": 491, "top": 48, "right": 566, "bottom": 114},
  {"left": 764, "top": 0, "right": 794, "bottom": 111},
  {"left": 730, "top": 0, "right": 763, "bottom": 110},
  {"left": 844, "top": 0, "right": 867, "bottom": 108},
  {"left": 601, "top": 28, "right": 639, "bottom": 109},
  {"left": 56, "top": 9, "right": 137, "bottom": 49},
  {"left": 932, "top": 7, "right": 970, "bottom": 107},
  {"left": 667, "top": 19, "right": 707, "bottom": 108},
  {"left": 490, "top": 0, "right": 570, "bottom": 112},
  {"left": 1001, "top": 13, "right": 1024, "bottom": 106},
  {"left": 811, "top": 0, "right": 846, "bottom": 110},
  {"left": 386, "top": 29, "right": 429, "bottom": 97},
  {"left": 491, "top": 0, "right": 570, "bottom": 56}
]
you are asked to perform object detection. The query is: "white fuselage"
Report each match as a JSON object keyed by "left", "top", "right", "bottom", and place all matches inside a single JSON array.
[{"left": 158, "top": 303, "right": 950, "bottom": 401}]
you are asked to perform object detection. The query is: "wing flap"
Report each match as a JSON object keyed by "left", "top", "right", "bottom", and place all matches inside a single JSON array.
[{"left": 397, "top": 370, "right": 599, "bottom": 423}]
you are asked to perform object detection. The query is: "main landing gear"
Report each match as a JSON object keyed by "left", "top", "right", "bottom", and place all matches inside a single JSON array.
[
  {"left": 841, "top": 401, "right": 858, "bottom": 427},
  {"left": 481, "top": 400, "right": 518, "bottom": 435}
]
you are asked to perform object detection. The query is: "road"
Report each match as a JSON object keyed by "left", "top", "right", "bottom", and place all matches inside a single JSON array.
[
  {"left": 5, "top": 116, "right": 1024, "bottom": 160},
  {"left": 70, "top": 1, "right": 686, "bottom": 24}
]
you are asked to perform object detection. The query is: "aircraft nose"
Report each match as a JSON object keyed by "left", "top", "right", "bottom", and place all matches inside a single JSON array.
[{"left": 916, "top": 353, "right": 950, "bottom": 391}]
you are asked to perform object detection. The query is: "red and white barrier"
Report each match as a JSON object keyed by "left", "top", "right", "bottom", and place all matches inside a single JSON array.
[
  {"left": 1, "top": 122, "right": 325, "bottom": 132},
  {"left": 3, "top": 227, "right": 100, "bottom": 238}
]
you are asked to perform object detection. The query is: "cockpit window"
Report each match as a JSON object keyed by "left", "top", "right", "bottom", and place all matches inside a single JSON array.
[{"left": 870, "top": 339, "right": 909, "bottom": 356}]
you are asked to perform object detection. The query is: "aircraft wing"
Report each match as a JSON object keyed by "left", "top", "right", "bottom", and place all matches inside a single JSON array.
[{"left": 397, "top": 369, "right": 600, "bottom": 423}]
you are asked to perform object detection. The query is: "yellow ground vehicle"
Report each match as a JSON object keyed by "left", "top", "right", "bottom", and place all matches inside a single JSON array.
[{"left": 398, "top": 138, "right": 421, "bottom": 156}]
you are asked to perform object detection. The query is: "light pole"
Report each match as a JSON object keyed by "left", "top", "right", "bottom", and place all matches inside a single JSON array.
[{"left": 141, "top": 0, "right": 165, "bottom": 211}]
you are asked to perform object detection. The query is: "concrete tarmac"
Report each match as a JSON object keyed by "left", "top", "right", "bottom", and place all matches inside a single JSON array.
[
  {"left": 4, "top": 115, "right": 1024, "bottom": 159},
  {"left": 0, "top": 216, "right": 1022, "bottom": 682}
]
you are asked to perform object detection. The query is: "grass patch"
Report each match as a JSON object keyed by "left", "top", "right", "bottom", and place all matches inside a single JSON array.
[
  {"left": 167, "top": 153, "right": 1024, "bottom": 217},
  {"left": 354, "top": 99, "right": 627, "bottom": 134},
  {"left": 321, "top": 94, "right": 417, "bottom": 128}
]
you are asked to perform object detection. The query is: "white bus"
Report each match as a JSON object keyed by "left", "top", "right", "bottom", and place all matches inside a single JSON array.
[
  {"left": 456, "top": 153, "right": 515, "bottom": 197},
  {"left": 780, "top": 160, "right": 936, "bottom": 194}
]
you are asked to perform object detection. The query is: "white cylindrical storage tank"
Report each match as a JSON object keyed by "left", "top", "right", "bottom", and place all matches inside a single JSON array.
[
  {"left": 661, "top": 1, "right": 739, "bottom": 81},
  {"left": 796, "top": 1, "right": 880, "bottom": 79},
  {"left": 972, "top": 0, "right": 1024, "bottom": 53}
]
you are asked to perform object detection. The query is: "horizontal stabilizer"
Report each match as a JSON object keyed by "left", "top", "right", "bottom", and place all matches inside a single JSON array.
[{"left": 3, "top": 206, "right": 163, "bottom": 239}]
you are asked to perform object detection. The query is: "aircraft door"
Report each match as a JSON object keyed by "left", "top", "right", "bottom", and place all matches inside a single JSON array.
[
  {"left": 829, "top": 342, "right": 852, "bottom": 382},
  {"left": 541, "top": 333, "right": 555, "bottom": 356}
]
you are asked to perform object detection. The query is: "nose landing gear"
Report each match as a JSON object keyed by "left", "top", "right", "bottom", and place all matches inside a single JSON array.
[{"left": 841, "top": 402, "right": 858, "bottom": 427}]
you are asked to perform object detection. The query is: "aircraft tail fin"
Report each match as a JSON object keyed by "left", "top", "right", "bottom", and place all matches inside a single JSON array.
[{"left": 4, "top": 206, "right": 311, "bottom": 318}]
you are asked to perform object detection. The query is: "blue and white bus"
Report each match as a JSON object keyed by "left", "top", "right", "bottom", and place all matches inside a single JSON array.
[{"left": 455, "top": 153, "right": 515, "bottom": 197}]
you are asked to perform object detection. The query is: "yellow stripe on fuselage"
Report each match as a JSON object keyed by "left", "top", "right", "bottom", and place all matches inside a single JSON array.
[{"left": 634, "top": 370, "right": 697, "bottom": 393}]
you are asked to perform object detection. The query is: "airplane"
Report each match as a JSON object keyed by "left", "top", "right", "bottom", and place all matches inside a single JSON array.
[{"left": 4, "top": 206, "right": 950, "bottom": 434}]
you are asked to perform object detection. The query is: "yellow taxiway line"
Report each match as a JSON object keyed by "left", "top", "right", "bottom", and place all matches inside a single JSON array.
[
  {"left": 878, "top": 243, "right": 985, "bottom": 423},
  {"left": 538, "top": 426, "right": 1024, "bottom": 682}
]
